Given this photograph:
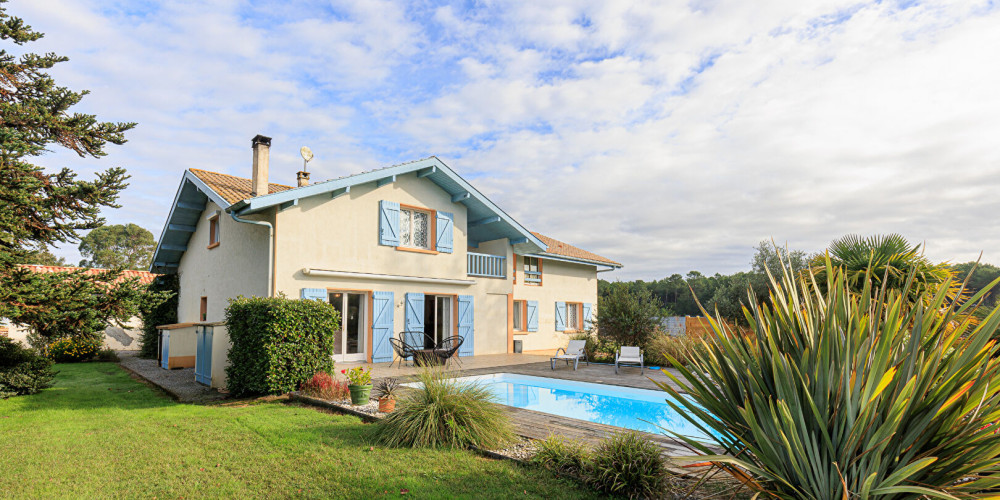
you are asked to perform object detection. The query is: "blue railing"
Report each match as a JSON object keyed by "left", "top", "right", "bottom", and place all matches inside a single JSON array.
[
  {"left": 524, "top": 271, "right": 541, "bottom": 284},
  {"left": 468, "top": 252, "right": 506, "bottom": 278}
]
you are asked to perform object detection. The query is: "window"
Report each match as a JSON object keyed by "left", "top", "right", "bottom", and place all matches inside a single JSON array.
[
  {"left": 400, "top": 207, "right": 431, "bottom": 249},
  {"left": 565, "top": 302, "right": 582, "bottom": 331},
  {"left": 200, "top": 297, "right": 208, "bottom": 322},
  {"left": 512, "top": 300, "right": 527, "bottom": 331},
  {"left": 523, "top": 257, "right": 542, "bottom": 285},
  {"left": 208, "top": 213, "right": 220, "bottom": 249}
]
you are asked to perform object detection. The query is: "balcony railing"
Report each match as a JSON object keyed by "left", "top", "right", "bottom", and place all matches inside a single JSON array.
[
  {"left": 523, "top": 271, "right": 541, "bottom": 284},
  {"left": 467, "top": 252, "right": 506, "bottom": 279}
]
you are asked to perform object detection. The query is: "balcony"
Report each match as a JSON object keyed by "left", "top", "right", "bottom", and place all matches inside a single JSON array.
[{"left": 467, "top": 252, "right": 506, "bottom": 279}]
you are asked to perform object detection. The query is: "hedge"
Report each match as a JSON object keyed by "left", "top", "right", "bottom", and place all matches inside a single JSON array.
[
  {"left": 225, "top": 294, "right": 340, "bottom": 396},
  {"left": 0, "top": 336, "right": 56, "bottom": 399}
]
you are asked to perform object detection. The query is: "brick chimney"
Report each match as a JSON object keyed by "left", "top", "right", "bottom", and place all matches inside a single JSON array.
[
  {"left": 251, "top": 134, "right": 271, "bottom": 197},
  {"left": 296, "top": 171, "right": 310, "bottom": 187}
]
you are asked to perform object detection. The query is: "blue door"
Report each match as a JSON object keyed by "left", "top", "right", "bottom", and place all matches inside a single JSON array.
[
  {"left": 457, "top": 295, "right": 474, "bottom": 357},
  {"left": 195, "top": 326, "right": 213, "bottom": 386},
  {"left": 160, "top": 331, "right": 169, "bottom": 369},
  {"left": 371, "top": 291, "right": 394, "bottom": 363}
]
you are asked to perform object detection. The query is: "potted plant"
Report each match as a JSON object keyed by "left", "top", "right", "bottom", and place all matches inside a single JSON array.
[
  {"left": 342, "top": 366, "right": 373, "bottom": 405},
  {"left": 373, "top": 377, "right": 400, "bottom": 413}
]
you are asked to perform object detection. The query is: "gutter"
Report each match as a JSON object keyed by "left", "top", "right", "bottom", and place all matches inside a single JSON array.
[{"left": 228, "top": 207, "right": 274, "bottom": 297}]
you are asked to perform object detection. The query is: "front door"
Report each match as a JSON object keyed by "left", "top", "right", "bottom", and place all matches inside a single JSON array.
[{"left": 330, "top": 292, "right": 367, "bottom": 362}]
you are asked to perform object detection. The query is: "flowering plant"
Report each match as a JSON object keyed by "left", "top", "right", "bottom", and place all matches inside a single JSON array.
[{"left": 341, "top": 366, "right": 372, "bottom": 386}]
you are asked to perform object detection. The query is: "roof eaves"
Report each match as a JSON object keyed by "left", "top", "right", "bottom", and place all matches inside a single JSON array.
[{"left": 527, "top": 251, "right": 623, "bottom": 269}]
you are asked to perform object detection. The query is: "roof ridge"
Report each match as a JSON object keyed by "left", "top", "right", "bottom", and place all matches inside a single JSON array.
[{"left": 188, "top": 168, "right": 294, "bottom": 189}]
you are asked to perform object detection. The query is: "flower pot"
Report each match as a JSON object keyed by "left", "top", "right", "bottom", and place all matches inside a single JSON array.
[
  {"left": 378, "top": 397, "right": 396, "bottom": 413},
  {"left": 348, "top": 384, "right": 373, "bottom": 405}
]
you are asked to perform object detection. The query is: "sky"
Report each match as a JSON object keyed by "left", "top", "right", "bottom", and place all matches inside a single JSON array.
[{"left": 13, "top": 0, "right": 1000, "bottom": 280}]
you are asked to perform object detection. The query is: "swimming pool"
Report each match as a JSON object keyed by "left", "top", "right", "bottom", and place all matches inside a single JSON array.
[{"left": 411, "top": 373, "right": 712, "bottom": 440}]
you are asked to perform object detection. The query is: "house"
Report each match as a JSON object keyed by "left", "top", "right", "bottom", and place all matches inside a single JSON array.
[
  {"left": 1, "top": 265, "right": 156, "bottom": 350},
  {"left": 151, "top": 135, "right": 621, "bottom": 387}
]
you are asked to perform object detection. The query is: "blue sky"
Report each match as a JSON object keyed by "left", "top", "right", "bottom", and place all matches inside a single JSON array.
[{"left": 15, "top": 0, "right": 1000, "bottom": 279}]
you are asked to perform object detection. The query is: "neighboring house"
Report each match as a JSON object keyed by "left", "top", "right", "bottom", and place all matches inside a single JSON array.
[
  {"left": 151, "top": 135, "right": 621, "bottom": 387},
  {"left": 1, "top": 265, "right": 156, "bottom": 350}
]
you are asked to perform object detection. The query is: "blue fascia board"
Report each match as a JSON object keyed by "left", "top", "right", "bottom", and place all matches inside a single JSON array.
[
  {"left": 151, "top": 170, "right": 227, "bottom": 272},
  {"left": 522, "top": 252, "right": 623, "bottom": 270},
  {"left": 237, "top": 157, "right": 546, "bottom": 251}
]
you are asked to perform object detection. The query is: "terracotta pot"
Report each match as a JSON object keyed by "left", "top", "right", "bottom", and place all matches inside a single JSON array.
[{"left": 378, "top": 397, "right": 396, "bottom": 413}]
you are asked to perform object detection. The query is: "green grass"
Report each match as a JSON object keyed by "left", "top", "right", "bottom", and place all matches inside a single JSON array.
[{"left": 0, "top": 363, "right": 598, "bottom": 499}]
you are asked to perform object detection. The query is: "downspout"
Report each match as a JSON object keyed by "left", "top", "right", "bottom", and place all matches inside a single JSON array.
[{"left": 230, "top": 210, "right": 274, "bottom": 297}]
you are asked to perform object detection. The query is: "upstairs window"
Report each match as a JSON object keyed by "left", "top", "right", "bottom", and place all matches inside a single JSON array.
[
  {"left": 400, "top": 207, "right": 431, "bottom": 249},
  {"left": 208, "top": 213, "right": 220, "bottom": 249},
  {"left": 523, "top": 256, "right": 542, "bottom": 285}
]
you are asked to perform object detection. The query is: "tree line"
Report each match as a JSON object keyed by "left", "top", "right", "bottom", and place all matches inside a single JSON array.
[{"left": 600, "top": 239, "right": 1000, "bottom": 323}]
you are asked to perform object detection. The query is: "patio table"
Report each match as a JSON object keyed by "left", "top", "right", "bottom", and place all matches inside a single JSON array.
[{"left": 413, "top": 349, "right": 444, "bottom": 367}]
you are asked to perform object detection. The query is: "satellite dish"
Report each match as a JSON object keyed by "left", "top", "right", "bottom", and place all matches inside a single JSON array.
[{"left": 300, "top": 146, "right": 314, "bottom": 163}]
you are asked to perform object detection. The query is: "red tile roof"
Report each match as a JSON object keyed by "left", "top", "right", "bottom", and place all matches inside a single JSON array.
[
  {"left": 19, "top": 265, "right": 158, "bottom": 285},
  {"left": 532, "top": 232, "right": 621, "bottom": 267},
  {"left": 189, "top": 168, "right": 292, "bottom": 205}
]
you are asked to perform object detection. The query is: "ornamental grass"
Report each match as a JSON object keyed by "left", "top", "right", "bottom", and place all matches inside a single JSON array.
[
  {"left": 657, "top": 253, "right": 1000, "bottom": 499},
  {"left": 372, "top": 368, "right": 515, "bottom": 449}
]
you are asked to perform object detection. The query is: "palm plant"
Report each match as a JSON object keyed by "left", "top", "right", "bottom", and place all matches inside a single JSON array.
[
  {"left": 811, "top": 233, "right": 956, "bottom": 304},
  {"left": 656, "top": 251, "right": 1000, "bottom": 499}
]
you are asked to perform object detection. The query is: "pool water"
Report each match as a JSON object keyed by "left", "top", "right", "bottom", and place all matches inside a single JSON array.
[{"left": 417, "top": 373, "right": 713, "bottom": 440}]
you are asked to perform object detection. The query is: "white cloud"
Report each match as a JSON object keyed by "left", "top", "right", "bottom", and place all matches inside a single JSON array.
[{"left": 12, "top": 0, "right": 1000, "bottom": 278}]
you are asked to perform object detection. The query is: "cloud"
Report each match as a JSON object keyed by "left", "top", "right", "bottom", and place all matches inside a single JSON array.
[{"left": 12, "top": 0, "right": 1000, "bottom": 279}]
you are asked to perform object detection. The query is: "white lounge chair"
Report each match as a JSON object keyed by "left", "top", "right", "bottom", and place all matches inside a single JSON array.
[
  {"left": 551, "top": 340, "right": 589, "bottom": 370},
  {"left": 615, "top": 346, "right": 644, "bottom": 374}
]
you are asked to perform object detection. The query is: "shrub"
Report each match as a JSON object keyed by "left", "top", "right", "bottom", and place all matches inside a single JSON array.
[
  {"left": 96, "top": 348, "right": 119, "bottom": 362},
  {"left": 373, "top": 368, "right": 516, "bottom": 449},
  {"left": 532, "top": 435, "right": 590, "bottom": 479},
  {"left": 0, "top": 337, "right": 56, "bottom": 398},
  {"left": 225, "top": 294, "right": 341, "bottom": 396},
  {"left": 658, "top": 251, "right": 1000, "bottom": 498},
  {"left": 595, "top": 282, "right": 662, "bottom": 350},
  {"left": 644, "top": 333, "right": 705, "bottom": 367},
  {"left": 569, "top": 332, "right": 620, "bottom": 364},
  {"left": 46, "top": 334, "right": 102, "bottom": 362},
  {"left": 300, "top": 371, "right": 349, "bottom": 401},
  {"left": 588, "top": 431, "right": 667, "bottom": 499},
  {"left": 139, "top": 274, "right": 179, "bottom": 359}
]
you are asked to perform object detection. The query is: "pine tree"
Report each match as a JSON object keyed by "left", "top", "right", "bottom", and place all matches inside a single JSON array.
[{"left": 0, "top": 1, "right": 162, "bottom": 345}]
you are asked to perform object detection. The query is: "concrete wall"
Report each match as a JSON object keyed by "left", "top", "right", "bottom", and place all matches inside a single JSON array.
[
  {"left": 512, "top": 257, "right": 598, "bottom": 353},
  {"left": 1, "top": 316, "right": 144, "bottom": 351},
  {"left": 210, "top": 324, "right": 230, "bottom": 389},
  {"left": 176, "top": 200, "right": 272, "bottom": 323}
]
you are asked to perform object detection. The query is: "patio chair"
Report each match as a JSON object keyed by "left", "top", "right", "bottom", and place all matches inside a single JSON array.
[
  {"left": 389, "top": 337, "right": 415, "bottom": 368},
  {"left": 615, "top": 346, "right": 644, "bottom": 374},
  {"left": 551, "top": 340, "right": 589, "bottom": 370},
  {"left": 434, "top": 335, "right": 464, "bottom": 368}
]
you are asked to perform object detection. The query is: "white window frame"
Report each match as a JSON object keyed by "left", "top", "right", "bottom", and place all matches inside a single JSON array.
[{"left": 399, "top": 207, "right": 432, "bottom": 250}]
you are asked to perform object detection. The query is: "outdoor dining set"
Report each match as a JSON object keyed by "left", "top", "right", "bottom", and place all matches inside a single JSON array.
[{"left": 389, "top": 332, "right": 465, "bottom": 368}]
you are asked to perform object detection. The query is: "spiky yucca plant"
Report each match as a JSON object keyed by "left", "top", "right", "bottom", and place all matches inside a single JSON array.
[{"left": 656, "top": 253, "right": 1000, "bottom": 499}]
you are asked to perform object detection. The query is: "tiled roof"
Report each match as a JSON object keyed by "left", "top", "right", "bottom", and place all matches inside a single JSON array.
[
  {"left": 19, "top": 265, "right": 158, "bottom": 285},
  {"left": 189, "top": 169, "right": 292, "bottom": 205},
  {"left": 532, "top": 232, "right": 621, "bottom": 267}
]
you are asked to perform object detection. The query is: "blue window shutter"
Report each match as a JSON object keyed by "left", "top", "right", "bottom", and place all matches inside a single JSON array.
[
  {"left": 372, "top": 291, "right": 394, "bottom": 363},
  {"left": 458, "top": 295, "right": 474, "bottom": 356},
  {"left": 436, "top": 211, "right": 453, "bottom": 253},
  {"left": 300, "top": 288, "right": 327, "bottom": 301},
  {"left": 160, "top": 331, "right": 169, "bottom": 369},
  {"left": 527, "top": 301, "right": 538, "bottom": 332},
  {"left": 555, "top": 302, "right": 566, "bottom": 331},
  {"left": 583, "top": 303, "right": 593, "bottom": 330},
  {"left": 379, "top": 200, "right": 400, "bottom": 246},
  {"left": 405, "top": 293, "right": 425, "bottom": 348}
]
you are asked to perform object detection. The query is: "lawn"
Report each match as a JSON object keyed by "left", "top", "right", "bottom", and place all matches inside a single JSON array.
[{"left": 0, "top": 363, "right": 598, "bottom": 499}]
